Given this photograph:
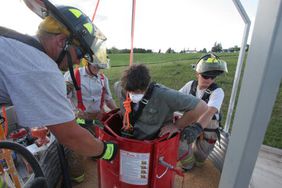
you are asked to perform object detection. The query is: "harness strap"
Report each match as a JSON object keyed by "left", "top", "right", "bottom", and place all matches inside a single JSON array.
[
  {"left": 99, "top": 73, "right": 106, "bottom": 110},
  {"left": 129, "top": 82, "right": 156, "bottom": 126},
  {"left": 74, "top": 67, "right": 86, "bottom": 111},
  {"left": 189, "top": 80, "right": 198, "bottom": 96},
  {"left": 201, "top": 83, "right": 218, "bottom": 103},
  {"left": 190, "top": 80, "right": 219, "bottom": 120},
  {"left": 0, "top": 26, "right": 44, "bottom": 52},
  {"left": 0, "top": 26, "right": 80, "bottom": 92},
  {"left": 190, "top": 80, "right": 218, "bottom": 103}
]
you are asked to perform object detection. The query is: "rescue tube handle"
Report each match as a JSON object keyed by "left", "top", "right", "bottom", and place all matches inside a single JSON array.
[{"left": 157, "top": 156, "right": 183, "bottom": 178}]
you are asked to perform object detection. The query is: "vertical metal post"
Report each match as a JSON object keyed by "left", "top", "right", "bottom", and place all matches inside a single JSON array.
[
  {"left": 219, "top": 0, "right": 282, "bottom": 187},
  {"left": 224, "top": 0, "right": 251, "bottom": 132}
]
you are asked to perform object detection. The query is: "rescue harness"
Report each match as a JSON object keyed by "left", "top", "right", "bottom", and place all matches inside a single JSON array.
[
  {"left": 121, "top": 82, "right": 156, "bottom": 138},
  {"left": 74, "top": 67, "right": 106, "bottom": 124},
  {"left": 189, "top": 80, "right": 222, "bottom": 145}
]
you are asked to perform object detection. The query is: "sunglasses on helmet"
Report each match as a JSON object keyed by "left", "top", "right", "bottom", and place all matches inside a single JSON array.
[{"left": 201, "top": 74, "right": 216, "bottom": 80}]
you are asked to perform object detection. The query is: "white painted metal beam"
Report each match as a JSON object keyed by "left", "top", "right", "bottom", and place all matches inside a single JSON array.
[{"left": 219, "top": 0, "right": 282, "bottom": 187}]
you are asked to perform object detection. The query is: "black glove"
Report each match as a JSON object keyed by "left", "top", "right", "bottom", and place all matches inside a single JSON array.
[
  {"left": 181, "top": 122, "right": 203, "bottom": 144},
  {"left": 93, "top": 141, "right": 118, "bottom": 161}
]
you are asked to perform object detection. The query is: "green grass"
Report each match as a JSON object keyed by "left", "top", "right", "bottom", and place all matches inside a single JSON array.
[{"left": 103, "top": 52, "right": 282, "bottom": 149}]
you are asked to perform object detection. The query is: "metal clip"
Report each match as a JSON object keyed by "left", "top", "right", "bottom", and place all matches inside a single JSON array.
[{"left": 141, "top": 98, "right": 148, "bottom": 104}]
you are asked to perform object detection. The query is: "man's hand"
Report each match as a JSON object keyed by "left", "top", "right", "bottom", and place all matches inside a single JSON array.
[
  {"left": 159, "top": 123, "right": 180, "bottom": 138},
  {"left": 77, "top": 110, "right": 88, "bottom": 119}
]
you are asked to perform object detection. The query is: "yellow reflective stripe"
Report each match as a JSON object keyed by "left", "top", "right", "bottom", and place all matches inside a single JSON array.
[
  {"left": 76, "top": 118, "right": 85, "bottom": 124},
  {"left": 206, "top": 57, "right": 219, "bottom": 63},
  {"left": 83, "top": 23, "right": 93, "bottom": 34},
  {"left": 102, "top": 144, "right": 114, "bottom": 160},
  {"left": 69, "top": 8, "right": 82, "bottom": 18}
]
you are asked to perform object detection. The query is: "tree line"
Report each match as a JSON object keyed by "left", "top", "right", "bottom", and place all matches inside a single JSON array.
[{"left": 107, "top": 42, "right": 249, "bottom": 54}]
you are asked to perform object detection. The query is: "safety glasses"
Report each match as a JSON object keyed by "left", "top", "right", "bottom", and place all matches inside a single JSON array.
[{"left": 201, "top": 74, "right": 216, "bottom": 80}]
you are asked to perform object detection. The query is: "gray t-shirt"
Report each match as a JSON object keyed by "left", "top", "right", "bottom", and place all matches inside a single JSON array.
[
  {"left": 117, "top": 83, "right": 200, "bottom": 140},
  {"left": 0, "top": 36, "right": 74, "bottom": 128}
]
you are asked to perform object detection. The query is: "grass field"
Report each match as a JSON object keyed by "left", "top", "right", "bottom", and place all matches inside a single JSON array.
[{"left": 102, "top": 52, "right": 282, "bottom": 149}]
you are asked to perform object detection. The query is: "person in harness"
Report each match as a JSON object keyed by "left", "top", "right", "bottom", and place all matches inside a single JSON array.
[
  {"left": 178, "top": 53, "right": 228, "bottom": 171},
  {"left": 64, "top": 32, "right": 117, "bottom": 128},
  {"left": 0, "top": 0, "right": 117, "bottom": 164},
  {"left": 114, "top": 64, "right": 211, "bottom": 141},
  {"left": 64, "top": 43, "right": 117, "bottom": 183}
]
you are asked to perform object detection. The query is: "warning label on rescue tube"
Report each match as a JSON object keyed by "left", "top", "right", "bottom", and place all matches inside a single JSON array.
[{"left": 120, "top": 150, "right": 150, "bottom": 185}]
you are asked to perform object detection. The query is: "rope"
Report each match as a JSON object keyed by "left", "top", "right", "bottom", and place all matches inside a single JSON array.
[
  {"left": 122, "top": 94, "right": 133, "bottom": 130},
  {"left": 122, "top": 0, "right": 136, "bottom": 131},
  {"left": 91, "top": 0, "right": 100, "bottom": 22}
]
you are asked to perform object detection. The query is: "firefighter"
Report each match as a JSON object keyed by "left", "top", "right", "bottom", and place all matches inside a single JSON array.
[
  {"left": 179, "top": 53, "right": 228, "bottom": 171},
  {"left": 0, "top": 1, "right": 117, "bottom": 168},
  {"left": 65, "top": 46, "right": 117, "bottom": 127}
]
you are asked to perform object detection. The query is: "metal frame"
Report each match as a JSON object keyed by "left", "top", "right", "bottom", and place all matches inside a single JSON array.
[
  {"left": 224, "top": 0, "right": 251, "bottom": 132},
  {"left": 219, "top": 0, "right": 282, "bottom": 187}
]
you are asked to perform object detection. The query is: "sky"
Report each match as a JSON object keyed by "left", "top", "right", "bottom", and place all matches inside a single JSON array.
[{"left": 0, "top": 0, "right": 259, "bottom": 52}]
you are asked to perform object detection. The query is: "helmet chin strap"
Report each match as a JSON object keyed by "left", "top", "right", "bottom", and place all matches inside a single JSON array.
[
  {"left": 66, "top": 51, "right": 80, "bottom": 90},
  {"left": 55, "top": 39, "right": 80, "bottom": 91},
  {"left": 87, "top": 64, "right": 99, "bottom": 76}
]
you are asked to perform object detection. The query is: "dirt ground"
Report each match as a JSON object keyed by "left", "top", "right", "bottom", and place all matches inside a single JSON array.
[{"left": 72, "top": 158, "right": 220, "bottom": 188}]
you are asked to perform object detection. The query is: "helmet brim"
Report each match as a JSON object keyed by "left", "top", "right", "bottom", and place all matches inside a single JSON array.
[
  {"left": 201, "top": 70, "right": 224, "bottom": 77},
  {"left": 23, "top": 0, "right": 48, "bottom": 19}
]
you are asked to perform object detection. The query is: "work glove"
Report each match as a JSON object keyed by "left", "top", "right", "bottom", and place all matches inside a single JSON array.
[
  {"left": 99, "top": 141, "right": 118, "bottom": 161},
  {"left": 181, "top": 122, "right": 203, "bottom": 145}
]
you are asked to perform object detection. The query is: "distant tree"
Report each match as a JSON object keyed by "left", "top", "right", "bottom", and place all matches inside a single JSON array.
[
  {"left": 107, "top": 47, "right": 120, "bottom": 54},
  {"left": 199, "top": 48, "right": 207, "bottom": 53},
  {"left": 158, "top": 49, "right": 161, "bottom": 53},
  {"left": 211, "top": 42, "right": 222, "bottom": 53},
  {"left": 165, "top": 47, "right": 175, "bottom": 53},
  {"left": 233, "top": 45, "right": 240, "bottom": 52},
  {"left": 166, "top": 48, "right": 172, "bottom": 53}
]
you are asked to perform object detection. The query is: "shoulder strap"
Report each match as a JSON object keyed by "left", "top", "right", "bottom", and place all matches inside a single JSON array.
[
  {"left": 189, "top": 80, "right": 197, "bottom": 96},
  {"left": 201, "top": 83, "right": 218, "bottom": 103},
  {"left": 0, "top": 26, "right": 45, "bottom": 53},
  {"left": 74, "top": 68, "right": 86, "bottom": 111},
  {"left": 202, "top": 83, "right": 222, "bottom": 122},
  {"left": 130, "top": 82, "right": 156, "bottom": 125},
  {"left": 190, "top": 81, "right": 221, "bottom": 121},
  {"left": 99, "top": 73, "right": 106, "bottom": 110}
]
